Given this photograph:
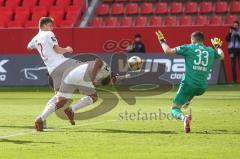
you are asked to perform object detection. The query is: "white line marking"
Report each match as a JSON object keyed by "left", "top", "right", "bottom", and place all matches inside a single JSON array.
[
  {"left": 0, "top": 119, "right": 118, "bottom": 139},
  {"left": 0, "top": 131, "right": 36, "bottom": 140}
]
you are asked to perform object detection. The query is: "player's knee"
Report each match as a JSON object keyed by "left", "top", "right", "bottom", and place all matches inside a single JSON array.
[
  {"left": 47, "top": 96, "right": 57, "bottom": 106},
  {"left": 89, "top": 94, "right": 98, "bottom": 103},
  {"left": 172, "top": 103, "right": 182, "bottom": 108},
  {"left": 56, "top": 96, "right": 69, "bottom": 109}
]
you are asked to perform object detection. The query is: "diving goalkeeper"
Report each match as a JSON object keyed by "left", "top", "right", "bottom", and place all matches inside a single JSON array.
[{"left": 156, "top": 31, "right": 224, "bottom": 133}]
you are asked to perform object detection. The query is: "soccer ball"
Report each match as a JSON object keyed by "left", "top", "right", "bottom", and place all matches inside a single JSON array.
[{"left": 128, "top": 56, "right": 143, "bottom": 70}]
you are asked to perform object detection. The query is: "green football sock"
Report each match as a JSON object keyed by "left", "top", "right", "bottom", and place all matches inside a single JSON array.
[{"left": 171, "top": 107, "right": 185, "bottom": 121}]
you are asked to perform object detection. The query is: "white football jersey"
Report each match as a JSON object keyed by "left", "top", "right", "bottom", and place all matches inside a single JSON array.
[
  {"left": 95, "top": 61, "right": 111, "bottom": 81},
  {"left": 27, "top": 31, "right": 68, "bottom": 74}
]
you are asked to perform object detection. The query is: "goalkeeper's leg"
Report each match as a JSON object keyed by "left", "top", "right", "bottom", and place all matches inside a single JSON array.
[
  {"left": 171, "top": 83, "right": 192, "bottom": 133},
  {"left": 182, "top": 96, "right": 194, "bottom": 109}
]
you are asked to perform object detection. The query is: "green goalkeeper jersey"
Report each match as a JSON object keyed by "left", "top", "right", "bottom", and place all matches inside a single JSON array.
[{"left": 175, "top": 42, "right": 221, "bottom": 89}]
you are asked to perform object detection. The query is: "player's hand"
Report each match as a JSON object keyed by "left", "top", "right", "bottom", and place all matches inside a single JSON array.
[
  {"left": 155, "top": 30, "right": 166, "bottom": 44},
  {"left": 66, "top": 46, "right": 73, "bottom": 53},
  {"left": 211, "top": 37, "right": 223, "bottom": 49}
]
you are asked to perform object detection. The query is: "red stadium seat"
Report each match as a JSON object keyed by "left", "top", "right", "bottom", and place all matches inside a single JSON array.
[
  {"left": 224, "top": 15, "right": 238, "bottom": 25},
  {"left": 66, "top": 5, "right": 80, "bottom": 12},
  {"left": 149, "top": 16, "right": 162, "bottom": 26},
  {"left": 5, "top": 0, "right": 20, "bottom": 11},
  {"left": 165, "top": 16, "right": 177, "bottom": 26},
  {"left": 72, "top": 0, "right": 84, "bottom": 6},
  {"left": 116, "top": 0, "right": 128, "bottom": 2},
  {"left": 199, "top": 2, "right": 213, "bottom": 14},
  {"left": 135, "top": 16, "right": 147, "bottom": 26},
  {"left": 24, "top": 20, "right": 38, "bottom": 28},
  {"left": 126, "top": 3, "right": 138, "bottom": 15},
  {"left": 21, "top": 0, "right": 37, "bottom": 10},
  {"left": 170, "top": 2, "right": 183, "bottom": 14},
  {"left": 90, "top": 17, "right": 103, "bottom": 27},
  {"left": 105, "top": 17, "right": 118, "bottom": 27},
  {"left": 194, "top": 16, "right": 208, "bottom": 26},
  {"left": 111, "top": 3, "right": 124, "bottom": 15},
  {"left": 215, "top": 1, "right": 228, "bottom": 13},
  {"left": 0, "top": 9, "right": 13, "bottom": 23},
  {"left": 155, "top": 2, "right": 168, "bottom": 15},
  {"left": 0, "top": 0, "right": 4, "bottom": 6},
  {"left": 50, "top": 6, "right": 65, "bottom": 16},
  {"left": 66, "top": 6, "right": 80, "bottom": 20},
  {"left": 179, "top": 16, "right": 192, "bottom": 26},
  {"left": 31, "top": 6, "right": 48, "bottom": 22},
  {"left": 185, "top": 2, "right": 197, "bottom": 14},
  {"left": 7, "top": 21, "right": 23, "bottom": 28},
  {"left": 0, "top": 6, "right": 12, "bottom": 12},
  {"left": 230, "top": 1, "right": 240, "bottom": 13},
  {"left": 15, "top": 6, "right": 30, "bottom": 13},
  {"left": 15, "top": 9, "right": 30, "bottom": 23},
  {"left": 130, "top": 0, "right": 143, "bottom": 2},
  {"left": 66, "top": 12, "right": 77, "bottom": 21},
  {"left": 59, "top": 20, "right": 74, "bottom": 28},
  {"left": 209, "top": 15, "right": 222, "bottom": 25},
  {"left": 102, "top": 0, "right": 114, "bottom": 3},
  {"left": 119, "top": 16, "right": 132, "bottom": 27},
  {"left": 56, "top": 0, "right": 71, "bottom": 10},
  {"left": 49, "top": 12, "right": 64, "bottom": 27},
  {"left": 39, "top": 0, "right": 55, "bottom": 9},
  {"left": 140, "top": 3, "right": 153, "bottom": 15},
  {"left": 96, "top": 4, "right": 110, "bottom": 16}
]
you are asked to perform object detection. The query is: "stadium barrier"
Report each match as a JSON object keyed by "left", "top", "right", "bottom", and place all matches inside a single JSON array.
[
  {"left": 0, "top": 26, "right": 234, "bottom": 83},
  {"left": 0, "top": 54, "right": 221, "bottom": 86}
]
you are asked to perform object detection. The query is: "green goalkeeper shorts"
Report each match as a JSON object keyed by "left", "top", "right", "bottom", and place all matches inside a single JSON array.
[{"left": 173, "top": 82, "right": 206, "bottom": 105}]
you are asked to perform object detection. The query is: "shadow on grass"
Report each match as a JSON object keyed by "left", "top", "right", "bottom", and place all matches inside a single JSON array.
[
  {"left": 0, "top": 125, "right": 34, "bottom": 129},
  {"left": 75, "top": 128, "right": 177, "bottom": 134},
  {"left": 193, "top": 129, "right": 240, "bottom": 134},
  {"left": 0, "top": 139, "right": 58, "bottom": 144},
  {"left": 0, "top": 125, "right": 53, "bottom": 130}
]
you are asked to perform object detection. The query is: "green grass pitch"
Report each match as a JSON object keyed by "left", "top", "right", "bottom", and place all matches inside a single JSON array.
[{"left": 0, "top": 85, "right": 240, "bottom": 159}]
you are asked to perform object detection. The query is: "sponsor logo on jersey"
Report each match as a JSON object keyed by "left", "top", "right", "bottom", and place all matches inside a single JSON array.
[{"left": 51, "top": 37, "right": 57, "bottom": 42}]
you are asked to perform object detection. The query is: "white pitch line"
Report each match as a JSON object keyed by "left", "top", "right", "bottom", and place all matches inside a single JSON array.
[
  {"left": 0, "top": 131, "right": 36, "bottom": 140},
  {"left": 0, "top": 119, "right": 118, "bottom": 139}
]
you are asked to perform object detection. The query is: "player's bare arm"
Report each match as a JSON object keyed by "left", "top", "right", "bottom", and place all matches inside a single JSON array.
[
  {"left": 27, "top": 38, "right": 36, "bottom": 51},
  {"left": 91, "top": 58, "right": 104, "bottom": 82},
  {"left": 211, "top": 37, "right": 224, "bottom": 60},
  {"left": 155, "top": 30, "right": 176, "bottom": 54},
  {"left": 27, "top": 45, "right": 34, "bottom": 51},
  {"left": 53, "top": 45, "right": 73, "bottom": 54}
]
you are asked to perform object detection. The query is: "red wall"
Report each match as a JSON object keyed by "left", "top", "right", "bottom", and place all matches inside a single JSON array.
[{"left": 0, "top": 26, "right": 234, "bottom": 82}]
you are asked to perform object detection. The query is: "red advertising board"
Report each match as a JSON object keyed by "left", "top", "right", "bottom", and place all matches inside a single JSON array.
[{"left": 0, "top": 26, "right": 235, "bottom": 82}]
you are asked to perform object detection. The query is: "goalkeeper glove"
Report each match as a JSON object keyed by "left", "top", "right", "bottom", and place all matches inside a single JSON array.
[
  {"left": 211, "top": 37, "right": 223, "bottom": 49},
  {"left": 155, "top": 30, "right": 166, "bottom": 44}
]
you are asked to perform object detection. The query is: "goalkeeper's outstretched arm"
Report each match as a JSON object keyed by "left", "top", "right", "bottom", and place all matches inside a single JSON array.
[
  {"left": 155, "top": 30, "right": 176, "bottom": 55},
  {"left": 211, "top": 37, "right": 224, "bottom": 60},
  {"left": 216, "top": 47, "right": 224, "bottom": 60}
]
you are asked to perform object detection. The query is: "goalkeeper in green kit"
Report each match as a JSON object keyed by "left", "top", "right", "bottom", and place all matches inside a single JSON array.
[{"left": 156, "top": 30, "right": 224, "bottom": 133}]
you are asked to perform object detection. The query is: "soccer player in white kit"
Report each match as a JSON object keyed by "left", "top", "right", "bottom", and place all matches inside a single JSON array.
[{"left": 27, "top": 17, "right": 116, "bottom": 131}]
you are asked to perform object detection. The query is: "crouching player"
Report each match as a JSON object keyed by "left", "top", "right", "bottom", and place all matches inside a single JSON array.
[
  {"left": 35, "top": 58, "right": 116, "bottom": 131},
  {"left": 155, "top": 31, "right": 224, "bottom": 133}
]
